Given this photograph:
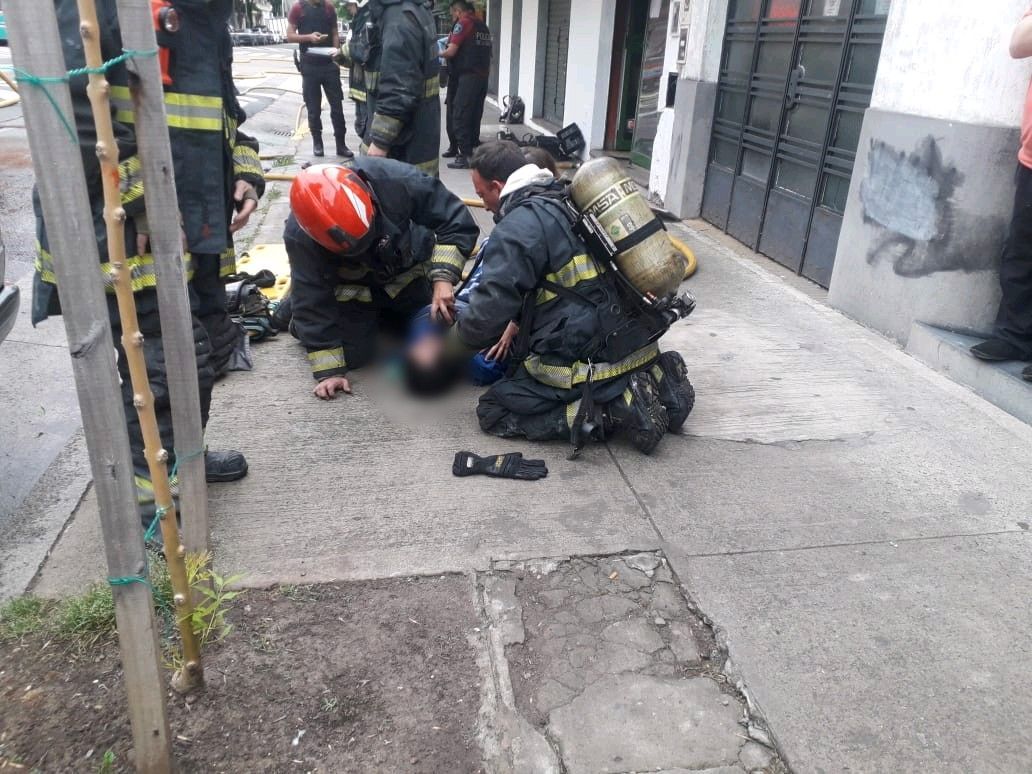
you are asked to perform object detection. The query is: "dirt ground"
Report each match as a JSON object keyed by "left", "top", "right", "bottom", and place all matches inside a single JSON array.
[{"left": 0, "top": 576, "right": 483, "bottom": 773}]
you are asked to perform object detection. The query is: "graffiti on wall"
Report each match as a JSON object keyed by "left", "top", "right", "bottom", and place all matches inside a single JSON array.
[{"left": 859, "top": 136, "right": 1005, "bottom": 278}]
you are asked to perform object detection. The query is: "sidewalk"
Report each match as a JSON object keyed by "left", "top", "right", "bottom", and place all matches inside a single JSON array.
[{"left": 16, "top": 85, "right": 1032, "bottom": 772}]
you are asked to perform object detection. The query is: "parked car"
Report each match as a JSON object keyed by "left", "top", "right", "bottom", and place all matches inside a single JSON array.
[
  {"left": 0, "top": 11, "right": 8, "bottom": 46},
  {"left": 0, "top": 223, "right": 20, "bottom": 345}
]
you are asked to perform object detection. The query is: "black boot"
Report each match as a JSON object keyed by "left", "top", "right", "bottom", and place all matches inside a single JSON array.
[
  {"left": 606, "top": 371, "right": 669, "bottom": 455},
  {"left": 312, "top": 135, "right": 324, "bottom": 157},
  {"left": 336, "top": 139, "right": 354, "bottom": 159},
  {"left": 442, "top": 147, "right": 458, "bottom": 158},
  {"left": 970, "top": 338, "right": 1027, "bottom": 361},
  {"left": 650, "top": 351, "right": 695, "bottom": 433},
  {"left": 205, "top": 450, "right": 248, "bottom": 482},
  {"left": 447, "top": 155, "right": 470, "bottom": 169}
]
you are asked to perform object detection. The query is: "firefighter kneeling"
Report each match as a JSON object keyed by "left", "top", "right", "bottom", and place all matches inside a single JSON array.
[
  {"left": 408, "top": 141, "right": 695, "bottom": 455},
  {"left": 283, "top": 159, "right": 479, "bottom": 397}
]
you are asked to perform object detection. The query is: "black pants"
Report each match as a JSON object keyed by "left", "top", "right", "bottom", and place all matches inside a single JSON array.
[
  {"left": 303, "top": 63, "right": 347, "bottom": 142},
  {"left": 445, "top": 88, "right": 458, "bottom": 153},
  {"left": 109, "top": 286, "right": 216, "bottom": 508},
  {"left": 452, "top": 74, "right": 488, "bottom": 157},
  {"left": 337, "top": 276, "right": 433, "bottom": 369},
  {"left": 994, "top": 163, "right": 1032, "bottom": 357},
  {"left": 476, "top": 365, "right": 632, "bottom": 442},
  {"left": 193, "top": 252, "right": 239, "bottom": 377}
]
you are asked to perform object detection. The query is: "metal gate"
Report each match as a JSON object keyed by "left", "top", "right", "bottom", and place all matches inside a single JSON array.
[
  {"left": 701, "top": 0, "right": 890, "bottom": 287},
  {"left": 488, "top": 0, "right": 501, "bottom": 96},
  {"left": 540, "top": 0, "right": 571, "bottom": 125}
]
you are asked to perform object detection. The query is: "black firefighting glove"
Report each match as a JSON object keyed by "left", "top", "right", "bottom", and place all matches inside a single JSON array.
[{"left": 452, "top": 451, "right": 549, "bottom": 481}]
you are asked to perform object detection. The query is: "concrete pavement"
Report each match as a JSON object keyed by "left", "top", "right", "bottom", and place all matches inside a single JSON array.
[{"left": 6, "top": 47, "right": 1032, "bottom": 772}]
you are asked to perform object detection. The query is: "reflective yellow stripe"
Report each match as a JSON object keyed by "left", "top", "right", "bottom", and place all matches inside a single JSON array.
[
  {"left": 424, "top": 76, "right": 439, "bottom": 98},
  {"left": 219, "top": 247, "right": 236, "bottom": 278},
  {"left": 308, "top": 347, "right": 346, "bottom": 374},
  {"left": 365, "top": 70, "right": 380, "bottom": 91},
  {"left": 537, "top": 254, "right": 599, "bottom": 304},
  {"left": 524, "top": 342, "right": 661, "bottom": 390},
  {"left": 334, "top": 285, "right": 373, "bottom": 303},
  {"left": 233, "top": 144, "right": 264, "bottom": 179},
  {"left": 430, "top": 244, "right": 465, "bottom": 271},
  {"left": 370, "top": 112, "right": 403, "bottom": 145},
  {"left": 565, "top": 399, "right": 582, "bottom": 430},
  {"left": 119, "top": 155, "right": 144, "bottom": 207},
  {"left": 110, "top": 86, "right": 223, "bottom": 131},
  {"left": 383, "top": 262, "right": 428, "bottom": 298},
  {"left": 349, "top": 88, "right": 367, "bottom": 101},
  {"left": 35, "top": 242, "right": 195, "bottom": 293}
]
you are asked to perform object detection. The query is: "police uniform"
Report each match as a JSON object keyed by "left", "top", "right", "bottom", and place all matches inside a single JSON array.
[
  {"left": 289, "top": 0, "right": 348, "bottom": 153},
  {"left": 284, "top": 158, "right": 478, "bottom": 379},
  {"left": 448, "top": 10, "right": 492, "bottom": 160},
  {"left": 355, "top": 0, "right": 440, "bottom": 176},
  {"left": 33, "top": 0, "right": 264, "bottom": 509},
  {"left": 455, "top": 173, "right": 666, "bottom": 443}
]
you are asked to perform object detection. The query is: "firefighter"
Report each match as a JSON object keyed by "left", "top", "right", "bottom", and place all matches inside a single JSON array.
[
  {"left": 287, "top": 0, "right": 353, "bottom": 158},
  {"left": 441, "top": 0, "right": 492, "bottom": 169},
  {"left": 354, "top": 0, "right": 441, "bottom": 176},
  {"left": 411, "top": 141, "right": 694, "bottom": 454},
  {"left": 344, "top": 0, "right": 371, "bottom": 140},
  {"left": 283, "top": 158, "right": 479, "bottom": 398},
  {"left": 32, "top": 0, "right": 264, "bottom": 521}
]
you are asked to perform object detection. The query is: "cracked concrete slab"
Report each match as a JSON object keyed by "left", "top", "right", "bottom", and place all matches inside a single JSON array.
[
  {"left": 550, "top": 674, "right": 743, "bottom": 774},
  {"left": 482, "top": 554, "right": 784, "bottom": 774}
]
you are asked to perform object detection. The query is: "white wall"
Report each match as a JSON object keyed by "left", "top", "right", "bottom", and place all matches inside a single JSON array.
[
  {"left": 871, "top": 0, "right": 1032, "bottom": 127},
  {"left": 495, "top": 0, "right": 517, "bottom": 99},
  {"left": 680, "top": 0, "right": 728, "bottom": 83},
  {"left": 517, "top": 1, "right": 542, "bottom": 113},
  {"left": 562, "top": 0, "right": 618, "bottom": 149}
]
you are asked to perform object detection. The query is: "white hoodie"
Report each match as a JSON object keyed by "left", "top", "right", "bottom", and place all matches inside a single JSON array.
[{"left": 499, "top": 163, "right": 556, "bottom": 202}]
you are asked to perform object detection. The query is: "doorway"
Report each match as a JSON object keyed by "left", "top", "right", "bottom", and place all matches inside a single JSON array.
[
  {"left": 539, "top": 0, "right": 572, "bottom": 125},
  {"left": 604, "top": 0, "right": 650, "bottom": 152},
  {"left": 701, "top": 0, "right": 890, "bottom": 287}
]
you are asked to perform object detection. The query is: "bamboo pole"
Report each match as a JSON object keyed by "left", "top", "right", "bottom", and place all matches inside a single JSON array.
[
  {"left": 4, "top": 2, "right": 173, "bottom": 770},
  {"left": 114, "top": 0, "right": 210, "bottom": 556},
  {"left": 75, "top": 0, "right": 204, "bottom": 692}
]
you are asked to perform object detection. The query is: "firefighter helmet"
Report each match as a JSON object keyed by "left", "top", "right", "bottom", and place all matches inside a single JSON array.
[{"left": 290, "top": 164, "right": 376, "bottom": 254}]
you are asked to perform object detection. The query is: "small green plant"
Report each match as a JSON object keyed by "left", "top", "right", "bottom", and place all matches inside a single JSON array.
[
  {"left": 321, "top": 696, "right": 340, "bottom": 714},
  {"left": 279, "top": 583, "right": 317, "bottom": 602},
  {"left": 165, "top": 552, "right": 246, "bottom": 670},
  {"left": 96, "top": 749, "right": 117, "bottom": 774},
  {"left": 0, "top": 595, "right": 50, "bottom": 640},
  {"left": 265, "top": 186, "right": 283, "bottom": 203},
  {"left": 55, "top": 584, "right": 117, "bottom": 647},
  {"left": 273, "top": 154, "right": 295, "bottom": 167}
]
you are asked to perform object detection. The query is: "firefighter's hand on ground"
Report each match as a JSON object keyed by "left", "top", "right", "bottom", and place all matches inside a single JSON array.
[
  {"left": 431, "top": 280, "right": 456, "bottom": 324},
  {"left": 314, "top": 375, "right": 352, "bottom": 400},
  {"left": 230, "top": 181, "right": 259, "bottom": 234},
  {"left": 484, "top": 321, "right": 518, "bottom": 362},
  {"left": 366, "top": 143, "right": 389, "bottom": 158}
]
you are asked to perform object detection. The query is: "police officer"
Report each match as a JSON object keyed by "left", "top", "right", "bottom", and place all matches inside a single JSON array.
[
  {"left": 441, "top": 0, "right": 492, "bottom": 170},
  {"left": 33, "top": 0, "right": 264, "bottom": 521},
  {"left": 284, "top": 159, "right": 479, "bottom": 398},
  {"left": 413, "top": 142, "right": 694, "bottom": 454},
  {"left": 287, "top": 0, "right": 353, "bottom": 158},
  {"left": 355, "top": 0, "right": 441, "bottom": 175}
]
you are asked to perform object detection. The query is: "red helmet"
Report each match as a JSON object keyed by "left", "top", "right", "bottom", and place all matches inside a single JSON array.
[{"left": 290, "top": 164, "right": 376, "bottom": 254}]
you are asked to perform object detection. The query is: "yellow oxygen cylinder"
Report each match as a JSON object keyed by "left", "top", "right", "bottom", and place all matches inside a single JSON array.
[{"left": 569, "top": 157, "right": 684, "bottom": 298}]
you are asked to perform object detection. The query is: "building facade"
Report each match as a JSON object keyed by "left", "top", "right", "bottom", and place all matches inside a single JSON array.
[{"left": 489, "top": 0, "right": 1031, "bottom": 353}]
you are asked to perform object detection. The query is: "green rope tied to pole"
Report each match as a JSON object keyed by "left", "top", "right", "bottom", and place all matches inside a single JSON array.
[
  {"left": 108, "top": 574, "right": 153, "bottom": 590},
  {"left": 143, "top": 447, "right": 206, "bottom": 544},
  {"left": 1, "top": 48, "right": 157, "bottom": 143}
]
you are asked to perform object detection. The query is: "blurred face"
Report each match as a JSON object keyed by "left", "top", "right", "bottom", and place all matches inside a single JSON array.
[
  {"left": 450, "top": 4, "right": 462, "bottom": 20},
  {"left": 472, "top": 169, "right": 505, "bottom": 215}
]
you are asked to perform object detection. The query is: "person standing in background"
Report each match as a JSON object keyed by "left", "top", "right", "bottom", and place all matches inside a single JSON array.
[
  {"left": 441, "top": 0, "right": 492, "bottom": 170},
  {"left": 288, "top": 0, "right": 353, "bottom": 158},
  {"left": 970, "top": 9, "right": 1032, "bottom": 382},
  {"left": 344, "top": 0, "right": 371, "bottom": 140}
]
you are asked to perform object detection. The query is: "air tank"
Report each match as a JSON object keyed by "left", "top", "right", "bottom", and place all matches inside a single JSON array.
[{"left": 569, "top": 157, "right": 684, "bottom": 299}]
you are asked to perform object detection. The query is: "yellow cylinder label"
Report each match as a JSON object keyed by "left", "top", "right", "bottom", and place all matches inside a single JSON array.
[{"left": 583, "top": 178, "right": 647, "bottom": 242}]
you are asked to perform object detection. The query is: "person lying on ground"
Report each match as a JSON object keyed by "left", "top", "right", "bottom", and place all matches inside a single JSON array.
[
  {"left": 407, "top": 141, "right": 694, "bottom": 454},
  {"left": 283, "top": 158, "right": 478, "bottom": 399}
]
